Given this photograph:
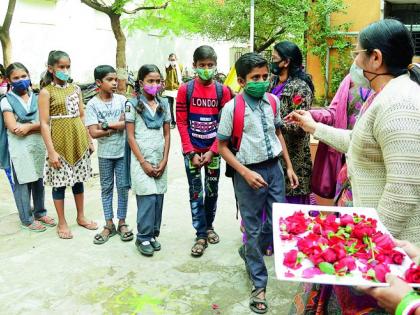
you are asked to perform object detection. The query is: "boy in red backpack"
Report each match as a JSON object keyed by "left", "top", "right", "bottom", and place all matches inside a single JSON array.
[
  {"left": 218, "top": 53, "right": 298, "bottom": 314},
  {"left": 176, "top": 45, "right": 232, "bottom": 257}
]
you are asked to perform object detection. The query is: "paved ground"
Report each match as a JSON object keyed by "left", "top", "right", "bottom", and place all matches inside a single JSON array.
[{"left": 0, "top": 130, "right": 298, "bottom": 315}]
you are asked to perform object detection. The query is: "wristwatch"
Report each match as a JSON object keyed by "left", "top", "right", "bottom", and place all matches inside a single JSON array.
[
  {"left": 101, "top": 121, "right": 109, "bottom": 130},
  {"left": 186, "top": 152, "right": 197, "bottom": 160}
]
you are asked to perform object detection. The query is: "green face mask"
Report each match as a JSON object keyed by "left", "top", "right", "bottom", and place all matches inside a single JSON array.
[
  {"left": 244, "top": 80, "right": 270, "bottom": 98},
  {"left": 196, "top": 68, "right": 215, "bottom": 81}
]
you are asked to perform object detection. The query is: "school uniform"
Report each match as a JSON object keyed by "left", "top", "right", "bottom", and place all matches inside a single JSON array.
[
  {"left": 217, "top": 92, "right": 286, "bottom": 289},
  {"left": 125, "top": 95, "right": 171, "bottom": 242},
  {"left": 0, "top": 92, "right": 47, "bottom": 225},
  {"left": 85, "top": 94, "right": 129, "bottom": 221}
]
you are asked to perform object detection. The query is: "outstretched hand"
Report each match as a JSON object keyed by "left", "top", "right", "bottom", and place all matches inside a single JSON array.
[{"left": 284, "top": 110, "right": 317, "bottom": 134}]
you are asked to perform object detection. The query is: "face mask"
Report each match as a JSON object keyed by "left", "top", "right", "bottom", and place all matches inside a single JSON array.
[
  {"left": 11, "top": 79, "right": 31, "bottom": 93},
  {"left": 55, "top": 70, "right": 70, "bottom": 82},
  {"left": 196, "top": 68, "right": 215, "bottom": 81},
  {"left": 349, "top": 62, "right": 370, "bottom": 88},
  {"left": 270, "top": 62, "right": 282, "bottom": 76},
  {"left": 244, "top": 80, "right": 270, "bottom": 99},
  {"left": 143, "top": 84, "right": 161, "bottom": 96},
  {"left": 170, "top": 61, "right": 176, "bottom": 67},
  {"left": 0, "top": 86, "right": 7, "bottom": 95}
]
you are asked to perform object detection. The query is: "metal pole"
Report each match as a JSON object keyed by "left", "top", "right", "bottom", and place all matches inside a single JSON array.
[{"left": 250, "top": 0, "right": 255, "bottom": 52}]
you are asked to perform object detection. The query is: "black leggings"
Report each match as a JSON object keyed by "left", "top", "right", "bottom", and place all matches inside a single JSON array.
[{"left": 52, "top": 182, "right": 84, "bottom": 200}]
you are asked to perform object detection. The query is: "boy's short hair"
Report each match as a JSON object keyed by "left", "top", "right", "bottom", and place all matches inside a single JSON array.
[
  {"left": 235, "top": 53, "right": 268, "bottom": 79},
  {"left": 193, "top": 45, "right": 217, "bottom": 64},
  {"left": 94, "top": 65, "right": 117, "bottom": 81}
]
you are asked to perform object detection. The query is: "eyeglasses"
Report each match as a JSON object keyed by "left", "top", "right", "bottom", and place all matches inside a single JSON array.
[{"left": 350, "top": 49, "right": 367, "bottom": 59}]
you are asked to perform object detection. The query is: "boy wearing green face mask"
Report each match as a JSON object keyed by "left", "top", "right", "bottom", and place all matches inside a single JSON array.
[
  {"left": 217, "top": 53, "right": 298, "bottom": 314},
  {"left": 176, "top": 45, "right": 232, "bottom": 257}
]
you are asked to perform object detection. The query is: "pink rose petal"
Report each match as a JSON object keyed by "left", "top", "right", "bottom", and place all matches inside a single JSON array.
[
  {"left": 302, "top": 267, "right": 322, "bottom": 279},
  {"left": 285, "top": 270, "right": 295, "bottom": 278}
]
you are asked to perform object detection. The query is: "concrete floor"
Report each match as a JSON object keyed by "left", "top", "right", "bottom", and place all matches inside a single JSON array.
[{"left": 0, "top": 131, "right": 298, "bottom": 315}]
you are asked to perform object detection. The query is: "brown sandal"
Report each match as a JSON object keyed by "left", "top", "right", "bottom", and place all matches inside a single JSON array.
[
  {"left": 207, "top": 229, "right": 220, "bottom": 244},
  {"left": 93, "top": 224, "right": 117, "bottom": 245},
  {"left": 191, "top": 238, "right": 208, "bottom": 257}
]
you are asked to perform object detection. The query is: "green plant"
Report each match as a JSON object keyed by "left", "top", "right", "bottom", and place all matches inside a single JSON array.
[{"left": 308, "top": 0, "right": 352, "bottom": 101}]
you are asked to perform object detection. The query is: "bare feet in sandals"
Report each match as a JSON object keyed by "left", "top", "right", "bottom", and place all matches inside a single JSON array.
[
  {"left": 191, "top": 238, "right": 208, "bottom": 257},
  {"left": 37, "top": 215, "right": 56, "bottom": 227},
  {"left": 22, "top": 220, "right": 46, "bottom": 232},
  {"left": 57, "top": 223, "right": 73, "bottom": 239},
  {"left": 250, "top": 288, "right": 268, "bottom": 314},
  {"left": 76, "top": 216, "right": 98, "bottom": 230},
  {"left": 207, "top": 229, "right": 220, "bottom": 244}
]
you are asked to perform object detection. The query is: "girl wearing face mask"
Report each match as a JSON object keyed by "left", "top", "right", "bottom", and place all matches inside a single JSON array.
[
  {"left": 270, "top": 41, "right": 315, "bottom": 205},
  {"left": 39, "top": 50, "right": 97, "bottom": 239},
  {"left": 0, "top": 63, "right": 55, "bottom": 231},
  {"left": 287, "top": 19, "right": 420, "bottom": 314},
  {"left": 0, "top": 64, "right": 8, "bottom": 95},
  {"left": 126, "top": 64, "right": 171, "bottom": 257}
]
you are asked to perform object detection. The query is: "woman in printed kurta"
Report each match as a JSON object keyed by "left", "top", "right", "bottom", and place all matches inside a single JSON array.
[
  {"left": 126, "top": 64, "right": 171, "bottom": 257},
  {"left": 0, "top": 63, "right": 55, "bottom": 231},
  {"left": 39, "top": 50, "right": 97, "bottom": 239},
  {"left": 270, "top": 41, "right": 314, "bottom": 204}
]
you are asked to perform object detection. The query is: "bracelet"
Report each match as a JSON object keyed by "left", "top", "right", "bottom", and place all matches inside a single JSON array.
[{"left": 396, "top": 291, "right": 420, "bottom": 315}]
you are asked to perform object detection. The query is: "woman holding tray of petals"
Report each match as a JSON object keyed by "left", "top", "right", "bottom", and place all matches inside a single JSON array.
[{"left": 285, "top": 19, "right": 420, "bottom": 315}]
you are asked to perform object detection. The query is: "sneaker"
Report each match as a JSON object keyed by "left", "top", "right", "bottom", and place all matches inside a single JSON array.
[
  {"left": 150, "top": 238, "right": 161, "bottom": 251},
  {"left": 135, "top": 240, "right": 154, "bottom": 256}
]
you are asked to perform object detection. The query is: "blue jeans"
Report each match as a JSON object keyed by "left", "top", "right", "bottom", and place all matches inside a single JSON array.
[
  {"left": 12, "top": 168, "right": 46, "bottom": 225},
  {"left": 234, "top": 159, "right": 285, "bottom": 289},
  {"left": 184, "top": 155, "right": 220, "bottom": 239},
  {"left": 136, "top": 194, "right": 164, "bottom": 242},
  {"left": 98, "top": 157, "right": 129, "bottom": 221}
]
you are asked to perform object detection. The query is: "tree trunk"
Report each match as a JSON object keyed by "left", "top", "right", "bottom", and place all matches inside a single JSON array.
[
  {"left": 109, "top": 13, "right": 127, "bottom": 94},
  {"left": 0, "top": 32, "right": 12, "bottom": 67}
]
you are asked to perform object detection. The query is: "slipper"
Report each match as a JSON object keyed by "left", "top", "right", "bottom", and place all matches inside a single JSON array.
[
  {"left": 37, "top": 215, "right": 57, "bottom": 227},
  {"left": 21, "top": 221, "right": 46, "bottom": 233},
  {"left": 191, "top": 238, "right": 208, "bottom": 257},
  {"left": 249, "top": 288, "right": 268, "bottom": 314},
  {"left": 77, "top": 220, "right": 98, "bottom": 230},
  {"left": 93, "top": 224, "right": 117, "bottom": 245},
  {"left": 117, "top": 224, "right": 134, "bottom": 242},
  {"left": 207, "top": 229, "right": 220, "bottom": 244},
  {"left": 57, "top": 226, "right": 73, "bottom": 239}
]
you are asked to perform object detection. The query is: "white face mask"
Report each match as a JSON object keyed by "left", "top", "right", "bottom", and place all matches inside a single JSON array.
[
  {"left": 170, "top": 61, "right": 176, "bottom": 67},
  {"left": 350, "top": 62, "right": 371, "bottom": 89},
  {"left": 0, "top": 86, "right": 7, "bottom": 95}
]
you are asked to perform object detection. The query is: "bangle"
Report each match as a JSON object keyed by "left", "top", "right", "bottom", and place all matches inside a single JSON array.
[{"left": 396, "top": 291, "right": 420, "bottom": 315}]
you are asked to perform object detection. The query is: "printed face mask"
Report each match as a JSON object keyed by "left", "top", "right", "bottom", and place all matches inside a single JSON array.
[
  {"left": 143, "top": 84, "right": 162, "bottom": 96},
  {"left": 55, "top": 70, "right": 70, "bottom": 82},
  {"left": 244, "top": 80, "right": 270, "bottom": 99},
  {"left": 195, "top": 68, "right": 215, "bottom": 81},
  {"left": 11, "top": 79, "right": 31, "bottom": 93}
]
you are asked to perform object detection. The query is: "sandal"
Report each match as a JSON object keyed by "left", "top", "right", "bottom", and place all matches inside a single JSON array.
[
  {"left": 238, "top": 245, "right": 252, "bottom": 280},
  {"left": 191, "top": 238, "right": 208, "bottom": 257},
  {"left": 56, "top": 226, "right": 73, "bottom": 239},
  {"left": 93, "top": 224, "right": 117, "bottom": 245},
  {"left": 21, "top": 221, "right": 46, "bottom": 233},
  {"left": 37, "top": 215, "right": 57, "bottom": 227},
  {"left": 207, "top": 229, "right": 220, "bottom": 244},
  {"left": 117, "top": 224, "right": 134, "bottom": 242},
  {"left": 249, "top": 288, "right": 268, "bottom": 314}
]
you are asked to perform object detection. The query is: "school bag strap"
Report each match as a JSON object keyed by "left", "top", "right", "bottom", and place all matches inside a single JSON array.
[
  {"left": 231, "top": 92, "right": 277, "bottom": 152},
  {"left": 185, "top": 79, "right": 224, "bottom": 113}
]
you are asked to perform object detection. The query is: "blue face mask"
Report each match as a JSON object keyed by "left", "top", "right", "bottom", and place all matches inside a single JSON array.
[
  {"left": 11, "top": 79, "right": 31, "bottom": 93},
  {"left": 55, "top": 70, "right": 70, "bottom": 82}
]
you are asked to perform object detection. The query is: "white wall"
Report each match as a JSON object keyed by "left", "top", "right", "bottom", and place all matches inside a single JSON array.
[{"left": 0, "top": 0, "right": 235, "bottom": 84}]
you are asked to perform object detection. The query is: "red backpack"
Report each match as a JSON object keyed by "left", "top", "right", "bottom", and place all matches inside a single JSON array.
[{"left": 230, "top": 92, "right": 277, "bottom": 152}]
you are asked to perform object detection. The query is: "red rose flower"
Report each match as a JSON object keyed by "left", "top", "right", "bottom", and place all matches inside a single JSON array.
[
  {"left": 334, "top": 256, "right": 357, "bottom": 273},
  {"left": 282, "top": 211, "right": 309, "bottom": 235},
  {"left": 339, "top": 214, "right": 354, "bottom": 226},
  {"left": 405, "top": 263, "right": 420, "bottom": 283},
  {"left": 283, "top": 249, "right": 302, "bottom": 270},
  {"left": 390, "top": 249, "right": 405, "bottom": 265},
  {"left": 374, "top": 263, "right": 390, "bottom": 282},
  {"left": 331, "top": 244, "right": 347, "bottom": 260},
  {"left": 292, "top": 94, "right": 303, "bottom": 107},
  {"left": 321, "top": 248, "right": 338, "bottom": 263},
  {"left": 372, "top": 232, "right": 395, "bottom": 251}
]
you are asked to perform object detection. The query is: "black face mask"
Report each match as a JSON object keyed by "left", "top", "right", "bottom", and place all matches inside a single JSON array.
[{"left": 270, "top": 62, "right": 282, "bottom": 76}]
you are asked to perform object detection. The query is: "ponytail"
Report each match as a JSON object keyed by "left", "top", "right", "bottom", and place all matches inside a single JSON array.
[{"left": 408, "top": 64, "right": 420, "bottom": 85}]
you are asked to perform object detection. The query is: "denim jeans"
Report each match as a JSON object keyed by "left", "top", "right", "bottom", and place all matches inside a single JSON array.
[
  {"left": 234, "top": 160, "right": 285, "bottom": 289},
  {"left": 12, "top": 168, "right": 46, "bottom": 225},
  {"left": 136, "top": 194, "right": 164, "bottom": 242},
  {"left": 184, "top": 155, "right": 221, "bottom": 239}
]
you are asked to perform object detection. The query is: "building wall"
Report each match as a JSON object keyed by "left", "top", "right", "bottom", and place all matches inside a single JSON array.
[
  {"left": 307, "top": 0, "right": 382, "bottom": 99},
  {"left": 0, "top": 0, "right": 234, "bottom": 84}
]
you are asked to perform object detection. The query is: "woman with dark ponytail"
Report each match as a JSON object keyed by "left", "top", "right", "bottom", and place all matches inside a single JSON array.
[
  {"left": 287, "top": 19, "right": 420, "bottom": 315},
  {"left": 270, "top": 40, "right": 314, "bottom": 204}
]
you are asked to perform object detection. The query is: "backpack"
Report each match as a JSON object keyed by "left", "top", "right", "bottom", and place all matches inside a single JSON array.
[
  {"left": 185, "top": 79, "right": 224, "bottom": 111},
  {"left": 225, "top": 92, "right": 277, "bottom": 178}
]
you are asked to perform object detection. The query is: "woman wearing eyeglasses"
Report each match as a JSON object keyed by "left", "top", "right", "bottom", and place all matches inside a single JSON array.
[{"left": 287, "top": 18, "right": 420, "bottom": 314}]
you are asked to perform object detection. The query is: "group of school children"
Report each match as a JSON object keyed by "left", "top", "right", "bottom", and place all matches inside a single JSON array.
[{"left": 1, "top": 43, "right": 314, "bottom": 314}]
